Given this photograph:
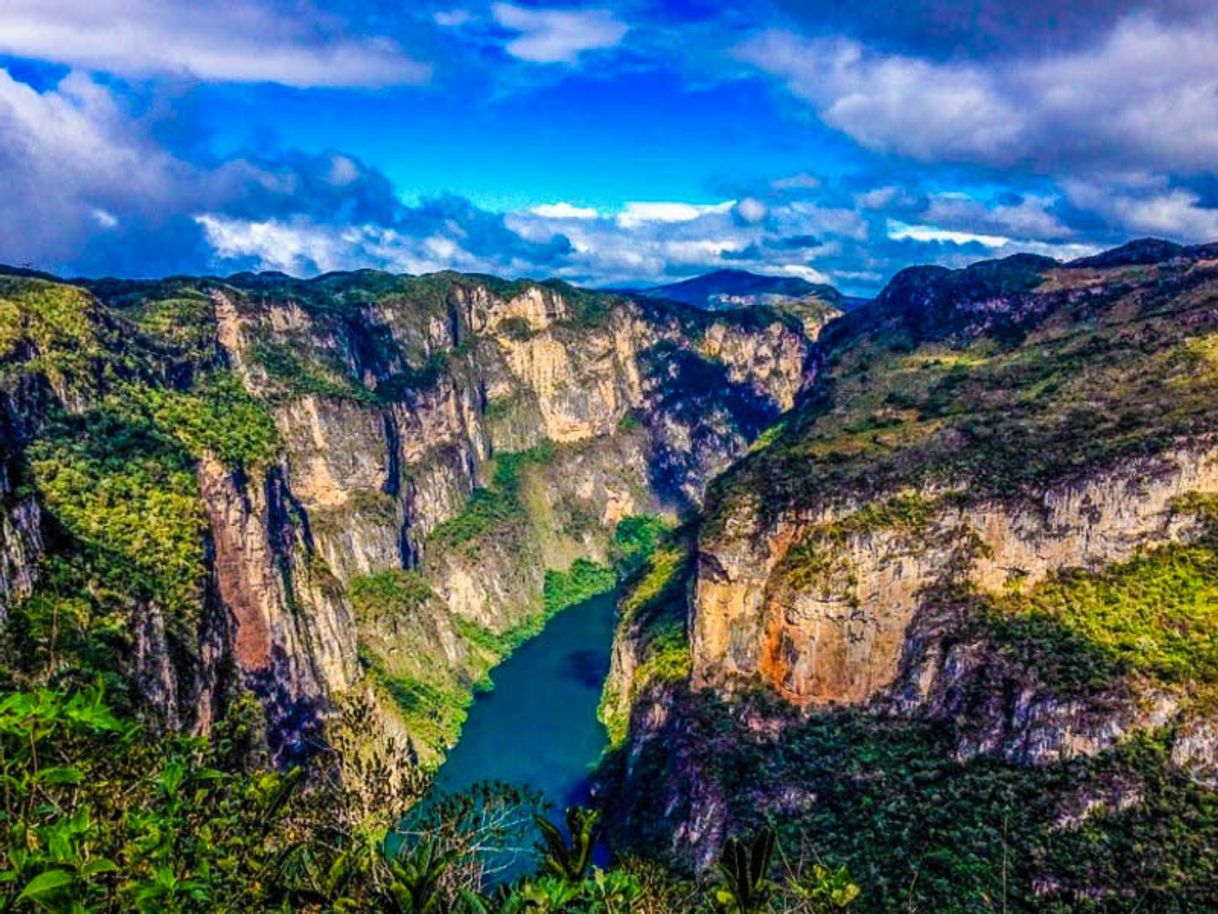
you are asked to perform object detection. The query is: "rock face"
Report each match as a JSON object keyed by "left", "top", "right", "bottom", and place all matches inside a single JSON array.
[
  {"left": 0, "top": 493, "right": 41, "bottom": 618},
  {"left": 694, "top": 442, "right": 1218, "bottom": 710},
  {"left": 602, "top": 243, "right": 1218, "bottom": 885},
  {"left": 197, "top": 456, "right": 360, "bottom": 757},
  {"left": 0, "top": 267, "right": 811, "bottom": 766}
]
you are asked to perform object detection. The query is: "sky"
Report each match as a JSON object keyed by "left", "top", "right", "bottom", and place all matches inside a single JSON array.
[{"left": 1, "top": 1, "right": 1217, "bottom": 295}]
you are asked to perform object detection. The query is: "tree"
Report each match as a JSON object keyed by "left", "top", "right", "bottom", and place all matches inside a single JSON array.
[{"left": 534, "top": 807, "right": 600, "bottom": 884}]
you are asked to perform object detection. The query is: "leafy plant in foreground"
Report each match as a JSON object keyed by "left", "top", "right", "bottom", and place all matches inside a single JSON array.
[
  {"left": 714, "top": 828, "right": 777, "bottom": 914},
  {"left": 534, "top": 807, "right": 599, "bottom": 884}
]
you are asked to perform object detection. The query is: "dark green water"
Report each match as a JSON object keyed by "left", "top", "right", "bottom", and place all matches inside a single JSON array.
[{"left": 432, "top": 590, "right": 618, "bottom": 810}]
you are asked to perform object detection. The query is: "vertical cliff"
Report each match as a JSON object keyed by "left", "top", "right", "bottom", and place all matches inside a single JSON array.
[
  {"left": 599, "top": 243, "right": 1218, "bottom": 907},
  {"left": 0, "top": 266, "right": 812, "bottom": 770}
]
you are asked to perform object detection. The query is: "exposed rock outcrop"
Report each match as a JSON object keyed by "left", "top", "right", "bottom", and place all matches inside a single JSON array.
[
  {"left": 601, "top": 243, "right": 1218, "bottom": 886},
  {"left": 693, "top": 442, "right": 1218, "bottom": 713},
  {"left": 1, "top": 267, "right": 811, "bottom": 766}
]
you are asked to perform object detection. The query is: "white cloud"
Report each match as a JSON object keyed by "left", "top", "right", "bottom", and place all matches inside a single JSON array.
[
  {"left": 772, "top": 172, "right": 821, "bottom": 191},
  {"left": 616, "top": 200, "right": 735, "bottom": 228},
  {"left": 922, "top": 192, "right": 1074, "bottom": 240},
  {"left": 0, "top": 0, "right": 430, "bottom": 87},
  {"left": 776, "top": 202, "right": 868, "bottom": 241},
  {"left": 739, "top": 15, "right": 1218, "bottom": 177},
  {"left": 887, "top": 221, "right": 1011, "bottom": 248},
  {"left": 734, "top": 198, "right": 768, "bottom": 224},
  {"left": 774, "top": 263, "right": 832, "bottom": 284},
  {"left": 196, "top": 214, "right": 350, "bottom": 274},
  {"left": 491, "top": 3, "right": 627, "bottom": 63},
  {"left": 855, "top": 186, "right": 911, "bottom": 210},
  {"left": 326, "top": 155, "right": 360, "bottom": 186},
  {"left": 1064, "top": 177, "right": 1218, "bottom": 242},
  {"left": 740, "top": 31, "right": 1021, "bottom": 163},
  {"left": 0, "top": 68, "right": 186, "bottom": 265},
  {"left": 92, "top": 208, "right": 119, "bottom": 229},
  {"left": 433, "top": 9, "right": 471, "bottom": 27},
  {"left": 530, "top": 202, "right": 600, "bottom": 219},
  {"left": 194, "top": 213, "right": 547, "bottom": 277},
  {"left": 886, "top": 220, "right": 1100, "bottom": 261}
]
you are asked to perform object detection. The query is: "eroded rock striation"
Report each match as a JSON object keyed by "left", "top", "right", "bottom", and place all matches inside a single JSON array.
[
  {"left": 599, "top": 242, "right": 1218, "bottom": 904},
  {"left": 0, "top": 267, "right": 814, "bottom": 766}
]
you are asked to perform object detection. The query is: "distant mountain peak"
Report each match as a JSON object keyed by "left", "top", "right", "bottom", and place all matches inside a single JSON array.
[{"left": 638, "top": 268, "right": 841, "bottom": 311}]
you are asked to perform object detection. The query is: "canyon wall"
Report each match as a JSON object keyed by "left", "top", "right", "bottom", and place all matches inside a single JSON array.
[
  {"left": 0, "top": 268, "right": 812, "bottom": 766},
  {"left": 600, "top": 245, "right": 1218, "bottom": 879}
]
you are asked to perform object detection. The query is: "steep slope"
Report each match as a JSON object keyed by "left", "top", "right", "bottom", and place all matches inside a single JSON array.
[
  {"left": 0, "top": 266, "right": 811, "bottom": 769},
  {"left": 600, "top": 241, "right": 1218, "bottom": 909}
]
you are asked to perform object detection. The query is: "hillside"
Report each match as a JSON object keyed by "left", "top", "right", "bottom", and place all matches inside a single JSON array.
[
  {"left": 638, "top": 269, "right": 837, "bottom": 308},
  {"left": 601, "top": 240, "right": 1218, "bottom": 910},
  {"left": 0, "top": 267, "right": 810, "bottom": 769}
]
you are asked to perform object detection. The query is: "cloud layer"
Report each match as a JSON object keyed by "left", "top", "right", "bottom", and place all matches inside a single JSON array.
[
  {"left": 492, "top": 4, "right": 628, "bottom": 63},
  {"left": 0, "top": 0, "right": 429, "bottom": 87},
  {"left": 0, "top": 0, "right": 1215, "bottom": 293}
]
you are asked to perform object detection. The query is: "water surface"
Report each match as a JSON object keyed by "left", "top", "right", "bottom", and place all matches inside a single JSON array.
[{"left": 432, "top": 590, "right": 618, "bottom": 811}]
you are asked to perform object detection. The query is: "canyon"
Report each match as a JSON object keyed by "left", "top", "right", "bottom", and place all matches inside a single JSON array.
[
  {"left": 0, "top": 266, "right": 813, "bottom": 768},
  {"left": 3, "top": 239, "right": 1218, "bottom": 909}
]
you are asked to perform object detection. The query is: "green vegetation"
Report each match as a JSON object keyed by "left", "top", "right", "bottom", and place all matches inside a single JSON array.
[
  {"left": 350, "top": 570, "right": 436, "bottom": 626},
  {"left": 452, "top": 557, "right": 616, "bottom": 680},
  {"left": 0, "top": 277, "right": 137, "bottom": 396},
  {"left": 349, "top": 572, "right": 479, "bottom": 760},
  {"left": 250, "top": 339, "right": 376, "bottom": 403},
  {"left": 534, "top": 807, "right": 600, "bottom": 883},
  {"left": 778, "top": 492, "right": 940, "bottom": 597},
  {"left": 16, "top": 368, "right": 281, "bottom": 683},
  {"left": 977, "top": 535, "right": 1218, "bottom": 695},
  {"left": 0, "top": 684, "right": 403, "bottom": 914},
  {"left": 354, "top": 555, "right": 615, "bottom": 761},
  {"left": 114, "top": 287, "right": 217, "bottom": 360},
  {"left": 0, "top": 677, "right": 873, "bottom": 913},
  {"left": 616, "top": 410, "right": 643, "bottom": 434},
  {"left": 0, "top": 278, "right": 98, "bottom": 364},
  {"left": 426, "top": 443, "right": 556, "bottom": 551},
  {"left": 542, "top": 559, "right": 615, "bottom": 616},
  {"left": 604, "top": 259, "right": 1218, "bottom": 913},
  {"left": 768, "top": 295, "right": 843, "bottom": 341},
  {"left": 8, "top": 255, "right": 1218, "bottom": 912},
  {"left": 542, "top": 280, "right": 615, "bottom": 329},
  {"left": 601, "top": 523, "right": 693, "bottom": 747},
  {"left": 610, "top": 514, "right": 672, "bottom": 577},
  {"left": 712, "top": 259, "right": 1218, "bottom": 530},
  {"left": 497, "top": 316, "right": 534, "bottom": 340},
  {"left": 130, "top": 373, "right": 280, "bottom": 468},
  {"left": 0, "top": 278, "right": 283, "bottom": 719},
  {"left": 607, "top": 687, "right": 1218, "bottom": 914},
  {"left": 363, "top": 649, "right": 473, "bottom": 758},
  {"left": 28, "top": 407, "right": 208, "bottom": 620},
  {"left": 713, "top": 828, "right": 776, "bottom": 914}
]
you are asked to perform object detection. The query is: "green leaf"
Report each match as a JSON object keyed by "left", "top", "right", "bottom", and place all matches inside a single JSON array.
[
  {"left": 17, "top": 869, "right": 73, "bottom": 907},
  {"left": 79, "top": 858, "right": 118, "bottom": 878},
  {"left": 33, "top": 766, "right": 83, "bottom": 786}
]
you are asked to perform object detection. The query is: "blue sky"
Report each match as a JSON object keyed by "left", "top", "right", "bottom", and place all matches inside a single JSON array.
[{"left": 1, "top": 1, "right": 1216, "bottom": 295}]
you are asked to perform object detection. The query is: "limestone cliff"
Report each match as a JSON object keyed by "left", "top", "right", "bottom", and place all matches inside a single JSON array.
[
  {"left": 599, "top": 242, "right": 1218, "bottom": 903},
  {"left": 0, "top": 266, "right": 811, "bottom": 769}
]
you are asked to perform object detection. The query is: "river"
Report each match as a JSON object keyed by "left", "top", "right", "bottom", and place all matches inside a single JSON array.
[{"left": 432, "top": 589, "right": 618, "bottom": 811}]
